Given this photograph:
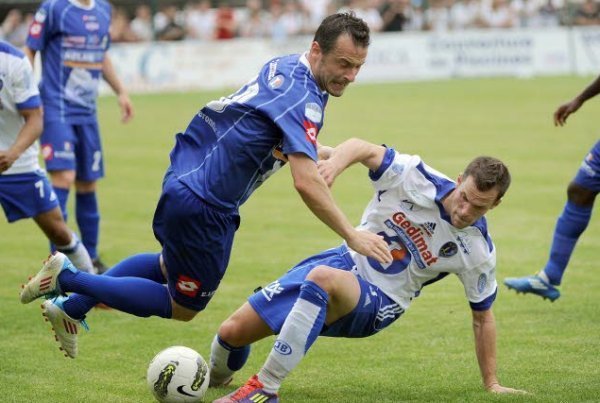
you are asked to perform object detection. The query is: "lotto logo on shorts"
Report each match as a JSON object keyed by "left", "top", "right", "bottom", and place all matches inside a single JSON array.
[{"left": 176, "top": 275, "right": 201, "bottom": 297}]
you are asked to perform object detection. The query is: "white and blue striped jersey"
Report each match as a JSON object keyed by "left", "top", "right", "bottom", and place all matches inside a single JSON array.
[
  {"left": 171, "top": 53, "right": 329, "bottom": 212},
  {"left": 348, "top": 148, "right": 498, "bottom": 311},
  {"left": 0, "top": 41, "right": 42, "bottom": 175},
  {"left": 26, "top": 0, "right": 111, "bottom": 123}
]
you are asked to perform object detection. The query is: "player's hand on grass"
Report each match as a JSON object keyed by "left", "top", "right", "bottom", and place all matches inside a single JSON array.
[
  {"left": 554, "top": 98, "right": 582, "bottom": 126},
  {"left": 118, "top": 93, "right": 134, "bottom": 123},
  {"left": 487, "top": 383, "right": 528, "bottom": 394},
  {"left": 346, "top": 229, "right": 392, "bottom": 264}
]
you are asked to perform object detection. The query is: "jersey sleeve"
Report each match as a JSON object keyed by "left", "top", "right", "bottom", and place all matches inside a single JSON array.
[
  {"left": 457, "top": 253, "right": 498, "bottom": 311},
  {"left": 256, "top": 62, "right": 322, "bottom": 162},
  {"left": 9, "top": 57, "right": 41, "bottom": 110},
  {"left": 369, "top": 148, "right": 418, "bottom": 190},
  {"left": 26, "top": 1, "right": 53, "bottom": 51}
]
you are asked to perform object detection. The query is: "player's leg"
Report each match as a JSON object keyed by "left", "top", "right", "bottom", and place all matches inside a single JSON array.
[
  {"left": 505, "top": 140, "right": 599, "bottom": 300},
  {"left": 74, "top": 123, "right": 104, "bottom": 271},
  {"left": 41, "top": 121, "right": 77, "bottom": 223},
  {"left": 209, "top": 303, "right": 273, "bottom": 387},
  {"left": 33, "top": 206, "right": 94, "bottom": 273}
]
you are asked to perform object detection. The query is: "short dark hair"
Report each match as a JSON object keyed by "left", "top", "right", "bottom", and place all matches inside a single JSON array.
[
  {"left": 463, "top": 156, "right": 511, "bottom": 201},
  {"left": 313, "top": 12, "right": 370, "bottom": 55}
]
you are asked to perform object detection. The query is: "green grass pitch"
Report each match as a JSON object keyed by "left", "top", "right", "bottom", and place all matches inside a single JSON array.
[{"left": 1, "top": 76, "right": 599, "bottom": 402}]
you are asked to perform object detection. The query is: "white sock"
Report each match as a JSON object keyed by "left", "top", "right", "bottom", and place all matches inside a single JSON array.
[
  {"left": 56, "top": 234, "right": 95, "bottom": 274},
  {"left": 209, "top": 335, "right": 235, "bottom": 386},
  {"left": 258, "top": 298, "right": 322, "bottom": 394}
]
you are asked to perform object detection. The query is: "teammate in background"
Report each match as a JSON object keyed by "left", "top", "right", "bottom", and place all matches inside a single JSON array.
[
  {"left": 0, "top": 40, "right": 93, "bottom": 273},
  {"left": 24, "top": 0, "right": 134, "bottom": 273},
  {"left": 209, "top": 138, "right": 525, "bottom": 402},
  {"left": 20, "top": 13, "right": 392, "bottom": 359},
  {"left": 504, "top": 74, "right": 600, "bottom": 301}
]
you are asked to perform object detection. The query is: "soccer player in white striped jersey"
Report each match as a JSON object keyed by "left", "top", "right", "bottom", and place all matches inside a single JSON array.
[
  {"left": 210, "top": 138, "right": 526, "bottom": 402},
  {"left": 0, "top": 40, "right": 93, "bottom": 273}
]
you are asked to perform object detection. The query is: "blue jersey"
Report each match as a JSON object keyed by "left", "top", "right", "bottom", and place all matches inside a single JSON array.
[
  {"left": 171, "top": 53, "right": 329, "bottom": 211},
  {"left": 26, "top": 0, "right": 111, "bottom": 124}
]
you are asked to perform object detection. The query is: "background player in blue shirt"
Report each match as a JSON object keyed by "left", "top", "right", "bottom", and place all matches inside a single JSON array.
[
  {"left": 0, "top": 40, "right": 93, "bottom": 274},
  {"left": 505, "top": 74, "right": 600, "bottom": 301},
  {"left": 20, "top": 12, "right": 392, "bottom": 359},
  {"left": 24, "top": 0, "right": 134, "bottom": 273}
]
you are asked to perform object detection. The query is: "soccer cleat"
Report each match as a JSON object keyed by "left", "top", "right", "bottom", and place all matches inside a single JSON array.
[
  {"left": 92, "top": 257, "right": 109, "bottom": 274},
  {"left": 213, "top": 375, "right": 279, "bottom": 403},
  {"left": 504, "top": 274, "right": 561, "bottom": 302},
  {"left": 20, "top": 252, "right": 75, "bottom": 304},
  {"left": 41, "top": 297, "right": 89, "bottom": 359}
]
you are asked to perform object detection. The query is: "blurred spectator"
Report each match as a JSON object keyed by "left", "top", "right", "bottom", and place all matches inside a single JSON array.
[
  {"left": 131, "top": 4, "right": 154, "bottom": 41},
  {"left": 339, "top": 0, "right": 384, "bottom": 31},
  {"left": 186, "top": 0, "right": 216, "bottom": 40},
  {"left": 156, "top": 5, "right": 186, "bottom": 41},
  {"left": 449, "top": 0, "right": 481, "bottom": 29},
  {"left": 238, "top": 0, "right": 270, "bottom": 38},
  {"left": 381, "top": 0, "right": 413, "bottom": 31},
  {"left": 111, "top": 7, "right": 138, "bottom": 43},
  {"left": 0, "top": 9, "right": 24, "bottom": 45},
  {"left": 298, "top": 0, "right": 333, "bottom": 31},
  {"left": 573, "top": 0, "right": 600, "bottom": 26},
  {"left": 214, "top": 0, "right": 238, "bottom": 40},
  {"left": 424, "top": 0, "right": 452, "bottom": 31},
  {"left": 479, "top": 0, "right": 518, "bottom": 28}
]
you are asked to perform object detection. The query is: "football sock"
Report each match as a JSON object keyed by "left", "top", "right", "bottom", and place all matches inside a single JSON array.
[
  {"left": 76, "top": 192, "right": 100, "bottom": 260},
  {"left": 209, "top": 335, "right": 251, "bottom": 385},
  {"left": 59, "top": 253, "right": 171, "bottom": 318},
  {"left": 543, "top": 201, "right": 592, "bottom": 286},
  {"left": 54, "top": 187, "right": 69, "bottom": 221},
  {"left": 258, "top": 281, "right": 328, "bottom": 394},
  {"left": 55, "top": 233, "right": 94, "bottom": 273}
]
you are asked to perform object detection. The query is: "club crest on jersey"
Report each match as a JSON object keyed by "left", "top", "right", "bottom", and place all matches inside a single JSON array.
[
  {"left": 41, "top": 144, "right": 53, "bottom": 161},
  {"left": 34, "top": 8, "right": 47, "bottom": 23},
  {"left": 268, "top": 74, "right": 284, "bottom": 89},
  {"left": 176, "top": 275, "right": 201, "bottom": 297},
  {"left": 304, "top": 102, "right": 322, "bottom": 123},
  {"left": 29, "top": 22, "right": 42, "bottom": 38},
  {"left": 438, "top": 241, "right": 458, "bottom": 258},
  {"left": 303, "top": 120, "right": 318, "bottom": 145}
]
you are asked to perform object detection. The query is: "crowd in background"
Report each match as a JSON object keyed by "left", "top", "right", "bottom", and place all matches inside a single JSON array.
[{"left": 1, "top": 0, "right": 600, "bottom": 46}]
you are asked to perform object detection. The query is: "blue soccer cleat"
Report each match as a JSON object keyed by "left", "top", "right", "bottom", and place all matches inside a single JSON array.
[
  {"left": 213, "top": 375, "right": 278, "bottom": 403},
  {"left": 504, "top": 274, "right": 560, "bottom": 302}
]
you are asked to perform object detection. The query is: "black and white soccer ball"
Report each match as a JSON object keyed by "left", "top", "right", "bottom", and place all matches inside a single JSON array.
[{"left": 147, "top": 346, "right": 210, "bottom": 403}]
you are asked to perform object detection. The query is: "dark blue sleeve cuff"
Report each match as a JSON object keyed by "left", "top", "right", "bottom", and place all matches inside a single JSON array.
[
  {"left": 469, "top": 287, "right": 497, "bottom": 311},
  {"left": 16, "top": 95, "right": 41, "bottom": 110},
  {"left": 368, "top": 146, "right": 395, "bottom": 181}
]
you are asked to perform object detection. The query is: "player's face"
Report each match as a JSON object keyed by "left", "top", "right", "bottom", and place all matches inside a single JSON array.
[
  {"left": 310, "top": 33, "right": 368, "bottom": 97},
  {"left": 446, "top": 175, "right": 501, "bottom": 229}
]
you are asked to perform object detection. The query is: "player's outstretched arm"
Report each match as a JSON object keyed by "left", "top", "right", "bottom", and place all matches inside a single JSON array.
[
  {"left": 554, "top": 73, "right": 600, "bottom": 127},
  {"left": 101, "top": 54, "right": 134, "bottom": 123},
  {"left": 317, "top": 138, "right": 386, "bottom": 187},
  {"left": 289, "top": 152, "right": 392, "bottom": 264},
  {"left": 471, "top": 308, "right": 527, "bottom": 394},
  {"left": 0, "top": 107, "right": 42, "bottom": 173}
]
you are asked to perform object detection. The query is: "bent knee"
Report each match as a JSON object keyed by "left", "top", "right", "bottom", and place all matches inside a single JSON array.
[
  {"left": 217, "top": 319, "right": 246, "bottom": 347},
  {"left": 170, "top": 300, "right": 200, "bottom": 322},
  {"left": 306, "top": 265, "right": 339, "bottom": 292}
]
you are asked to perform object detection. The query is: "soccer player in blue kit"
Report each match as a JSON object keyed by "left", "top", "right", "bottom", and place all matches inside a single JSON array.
[
  {"left": 0, "top": 40, "right": 93, "bottom": 273},
  {"left": 24, "top": 0, "right": 134, "bottom": 273},
  {"left": 20, "top": 13, "right": 392, "bottom": 359},
  {"left": 208, "top": 139, "right": 525, "bottom": 402},
  {"left": 505, "top": 74, "right": 600, "bottom": 301}
]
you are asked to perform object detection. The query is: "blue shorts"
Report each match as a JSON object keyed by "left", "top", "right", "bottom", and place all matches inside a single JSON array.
[
  {"left": 0, "top": 171, "right": 59, "bottom": 222},
  {"left": 41, "top": 120, "right": 104, "bottom": 181},
  {"left": 249, "top": 245, "right": 405, "bottom": 338},
  {"left": 573, "top": 140, "right": 600, "bottom": 192},
  {"left": 152, "top": 169, "right": 240, "bottom": 311}
]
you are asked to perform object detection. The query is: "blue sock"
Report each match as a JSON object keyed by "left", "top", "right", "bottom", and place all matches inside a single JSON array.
[
  {"left": 218, "top": 335, "right": 251, "bottom": 371},
  {"left": 76, "top": 192, "right": 100, "bottom": 259},
  {"left": 63, "top": 253, "right": 164, "bottom": 319},
  {"left": 59, "top": 255, "right": 172, "bottom": 318},
  {"left": 543, "top": 201, "right": 593, "bottom": 286}
]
